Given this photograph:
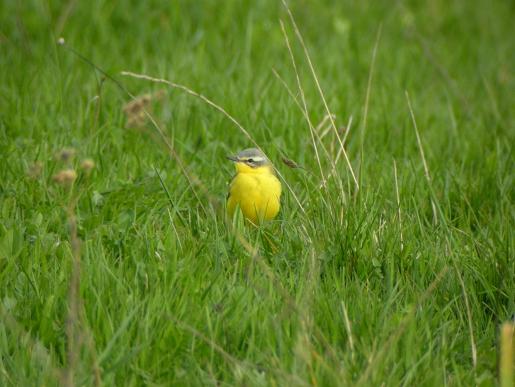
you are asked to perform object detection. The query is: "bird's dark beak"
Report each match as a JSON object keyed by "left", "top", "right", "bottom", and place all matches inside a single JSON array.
[{"left": 226, "top": 155, "right": 239, "bottom": 162}]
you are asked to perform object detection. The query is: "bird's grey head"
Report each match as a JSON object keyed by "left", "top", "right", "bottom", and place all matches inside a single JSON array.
[{"left": 227, "top": 148, "right": 270, "bottom": 168}]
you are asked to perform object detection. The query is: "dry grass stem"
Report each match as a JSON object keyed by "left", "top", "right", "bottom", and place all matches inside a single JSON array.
[
  {"left": 393, "top": 159, "right": 404, "bottom": 251},
  {"left": 499, "top": 322, "right": 514, "bottom": 387},
  {"left": 279, "top": 20, "right": 326, "bottom": 185},
  {"left": 121, "top": 71, "right": 255, "bottom": 143},
  {"left": 315, "top": 114, "right": 335, "bottom": 136},
  {"left": 271, "top": 68, "right": 335, "bottom": 174},
  {"left": 454, "top": 265, "right": 478, "bottom": 368},
  {"left": 319, "top": 115, "right": 354, "bottom": 188},
  {"left": 271, "top": 67, "right": 302, "bottom": 109},
  {"left": 341, "top": 301, "right": 355, "bottom": 356},
  {"left": 282, "top": 0, "right": 359, "bottom": 191},
  {"left": 405, "top": 91, "right": 438, "bottom": 224}
]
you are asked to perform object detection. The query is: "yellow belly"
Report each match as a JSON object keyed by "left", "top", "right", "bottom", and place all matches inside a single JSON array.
[{"left": 227, "top": 172, "right": 281, "bottom": 224}]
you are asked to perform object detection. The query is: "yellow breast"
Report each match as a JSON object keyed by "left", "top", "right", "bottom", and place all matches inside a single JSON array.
[{"left": 227, "top": 165, "right": 281, "bottom": 224}]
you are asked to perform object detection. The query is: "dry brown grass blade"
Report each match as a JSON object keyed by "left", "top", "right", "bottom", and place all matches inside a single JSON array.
[
  {"left": 319, "top": 115, "right": 354, "bottom": 189},
  {"left": 341, "top": 300, "right": 355, "bottom": 357},
  {"left": 315, "top": 114, "right": 336, "bottom": 141},
  {"left": 271, "top": 68, "right": 335, "bottom": 176},
  {"left": 276, "top": 23, "right": 348, "bottom": 200},
  {"left": 282, "top": 0, "right": 359, "bottom": 191},
  {"left": 271, "top": 67, "right": 334, "bottom": 162},
  {"left": 121, "top": 72, "right": 255, "bottom": 143},
  {"left": 279, "top": 20, "right": 326, "bottom": 184},
  {"left": 271, "top": 67, "right": 302, "bottom": 109}
]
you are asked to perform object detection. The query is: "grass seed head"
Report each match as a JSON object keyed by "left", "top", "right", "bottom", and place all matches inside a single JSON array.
[
  {"left": 123, "top": 91, "right": 166, "bottom": 129},
  {"left": 80, "top": 158, "right": 95, "bottom": 172},
  {"left": 55, "top": 147, "right": 76, "bottom": 163},
  {"left": 53, "top": 169, "right": 77, "bottom": 186},
  {"left": 123, "top": 93, "right": 152, "bottom": 128},
  {"left": 282, "top": 156, "right": 304, "bottom": 170}
]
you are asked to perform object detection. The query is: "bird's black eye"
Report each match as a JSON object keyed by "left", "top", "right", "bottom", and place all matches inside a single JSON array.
[{"left": 247, "top": 158, "right": 254, "bottom": 163}]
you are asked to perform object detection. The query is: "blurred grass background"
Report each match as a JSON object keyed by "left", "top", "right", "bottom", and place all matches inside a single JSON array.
[{"left": 0, "top": 0, "right": 513, "bottom": 385}]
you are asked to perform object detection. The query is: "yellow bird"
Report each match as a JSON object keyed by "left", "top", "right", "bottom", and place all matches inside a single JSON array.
[{"left": 226, "top": 148, "right": 282, "bottom": 224}]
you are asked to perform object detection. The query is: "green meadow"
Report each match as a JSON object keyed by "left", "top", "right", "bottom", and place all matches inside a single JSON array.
[{"left": 1, "top": 0, "right": 513, "bottom": 385}]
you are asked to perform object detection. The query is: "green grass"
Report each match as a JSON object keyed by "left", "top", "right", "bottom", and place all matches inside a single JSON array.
[{"left": 1, "top": 0, "right": 514, "bottom": 385}]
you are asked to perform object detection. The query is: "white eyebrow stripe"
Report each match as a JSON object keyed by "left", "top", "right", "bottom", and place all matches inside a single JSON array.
[{"left": 248, "top": 156, "right": 265, "bottom": 162}]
